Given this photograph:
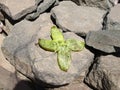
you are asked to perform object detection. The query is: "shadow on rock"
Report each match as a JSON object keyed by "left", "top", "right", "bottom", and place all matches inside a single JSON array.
[{"left": 13, "top": 80, "right": 36, "bottom": 90}]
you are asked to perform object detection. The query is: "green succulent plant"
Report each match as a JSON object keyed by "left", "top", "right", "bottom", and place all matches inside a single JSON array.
[{"left": 38, "top": 26, "right": 85, "bottom": 72}]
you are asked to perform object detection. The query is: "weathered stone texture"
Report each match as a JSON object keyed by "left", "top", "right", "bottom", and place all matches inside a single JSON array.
[
  {"left": 51, "top": 1, "right": 106, "bottom": 36},
  {"left": 85, "top": 55, "right": 120, "bottom": 90}
]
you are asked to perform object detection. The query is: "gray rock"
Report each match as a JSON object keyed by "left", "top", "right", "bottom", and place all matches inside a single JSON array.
[
  {"left": 32, "top": 31, "right": 94, "bottom": 86},
  {"left": 0, "top": 0, "right": 35, "bottom": 16},
  {"left": 49, "top": 77, "right": 92, "bottom": 90},
  {"left": 0, "top": 66, "right": 33, "bottom": 90},
  {"left": 51, "top": 1, "right": 106, "bottom": 36},
  {"left": 13, "top": 5, "right": 37, "bottom": 21},
  {"left": 0, "top": 34, "right": 15, "bottom": 73},
  {"left": 4, "top": 19, "right": 13, "bottom": 34},
  {"left": 2, "top": 13, "right": 94, "bottom": 86},
  {"left": 86, "top": 30, "right": 120, "bottom": 53},
  {"left": 26, "top": 0, "right": 58, "bottom": 20},
  {"left": 0, "top": 3, "right": 12, "bottom": 19},
  {"left": 85, "top": 55, "right": 120, "bottom": 90},
  {"left": 0, "top": 12, "right": 4, "bottom": 21},
  {"left": 63, "top": 0, "right": 118, "bottom": 10},
  {"left": 35, "top": 0, "right": 43, "bottom": 5},
  {"left": 0, "top": 0, "right": 36, "bottom": 21},
  {"left": 106, "top": 4, "right": 120, "bottom": 30},
  {"left": 0, "top": 66, "right": 17, "bottom": 90},
  {"left": 1, "top": 13, "right": 46, "bottom": 78}
]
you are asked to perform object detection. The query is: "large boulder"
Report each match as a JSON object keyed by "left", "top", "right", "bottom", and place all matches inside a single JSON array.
[
  {"left": 51, "top": 1, "right": 106, "bottom": 36},
  {"left": 32, "top": 31, "right": 94, "bottom": 86},
  {"left": 85, "top": 54, "right": 120, "bottom": 90},
  {"left": 2, "top": 13, "right": 94, "bottom": 86},
  {"left": 106, "top": 4, "right": 120, "bottom": 30},
  {"left": 63, "top": 0, "right": 118, "bottom": 10},
  {"left": 85, "top": 30, "right": 120, "bottom": 53}
]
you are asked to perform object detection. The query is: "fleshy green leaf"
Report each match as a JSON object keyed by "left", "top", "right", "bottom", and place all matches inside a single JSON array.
[
  {"left": 38, "top": 39, "right": 57, "bottom": 51},
  {"left": 38, "top": 26, "right": 85, "bottom": 72},
  {"left": 51, "top": 26, "right": 64, "bottom": 41},
  {"left": 66, "top": 39, "right": 85, "bottom": 51},
  {"left": 57, "top": 47, "right": 71, "bottom": 72}
]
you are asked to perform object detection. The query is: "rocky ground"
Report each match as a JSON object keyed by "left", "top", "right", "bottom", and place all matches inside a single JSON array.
[{"left": 0, "top": 0, "right": 120, "bottom": 90}]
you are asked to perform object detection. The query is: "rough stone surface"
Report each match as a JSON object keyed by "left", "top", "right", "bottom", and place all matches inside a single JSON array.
[
  {"left": 0, "top": 0, "right": 59, "bottom": 21},
  {"left": 2, "top": 13, "right": 94, "bottom": 86},
  {"left": 86, "top": 30, "right": 120, "bottom": 53},
  {"left": 0, "top": 66, "right": 17, "bottom": 90},
  {"left": 85, "top": 54, "right": 120, "bottom": 90},
  {"left": 26, "top": 0, "right": 58, "bottom": 20},
  {"left": 1, "top": 13, "right": 46, "bottom": 78},
  {"left": 63, "top": 0, "right": 119, "bottom": 10},
  {"left": 0, "top": 0, "right": 35, "bottom": 16},
  {"left": 0, "top": 33, "right": 15, "bottom": 90},
  {"left": 36, "top": 72, "right": 93, "bottom": 90},
  {"left": 0, "top": 33, "right": 35, "bottom": 90},
  {"left": 1, "top": 0, "right": 120, "bottom": 89},
  {"left": 0, "top": 0, "right": 37, "bottom": 21},
  {"left": 4, "top": 19, "right": 13, "bottom": 34},
  {"left": 49, "top": 79, "right": 92, "bottom": 90},
  {"left": 0, "top": 34, "right": 15, "bottom": 72},
  {"left": 106, "top": 4, "right": 120, "bottom": 30},
  {"left": 32, "top": 31, "right": 94, "bottom": 86},
  {"left": 0, "top": 12, "right": 4, "bottom": 21},
  {"left": 51, "top": 1, "right": 106, "bottom": 36}
]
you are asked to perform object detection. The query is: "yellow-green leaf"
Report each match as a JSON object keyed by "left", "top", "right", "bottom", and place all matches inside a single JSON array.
[
  {"left": 51, "top": 26, "right": 64, "bottom": 41},
  {"left": 66, "top": 39, "right": 85, "bottom": 51},
  {"left": 38, "top": 39, "right": 57, "bottom": 51},
  {"left": 57, "top": 47, "right": 71, "bottom": 72}
]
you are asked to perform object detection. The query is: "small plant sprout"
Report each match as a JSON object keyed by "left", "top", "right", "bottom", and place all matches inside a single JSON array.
[{"left": 38, "top": 26, "right": 85, "bottom": 72}]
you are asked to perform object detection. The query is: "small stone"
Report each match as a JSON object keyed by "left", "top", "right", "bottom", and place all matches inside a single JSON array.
[
  {"left": 26, "top": 0, "right": 57, "bottom": 20},
  {"left": 85, "top": 54, "right": 120, "bottom": 90},
  {"left": 2, "top": 0, "right": 35, "bottom": 16},
  {"left": 86, "top": 30, "right": 120, "bottom": 53},
  {"left": 106, "top": 4, "right": 120, "bottom": 30}
]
